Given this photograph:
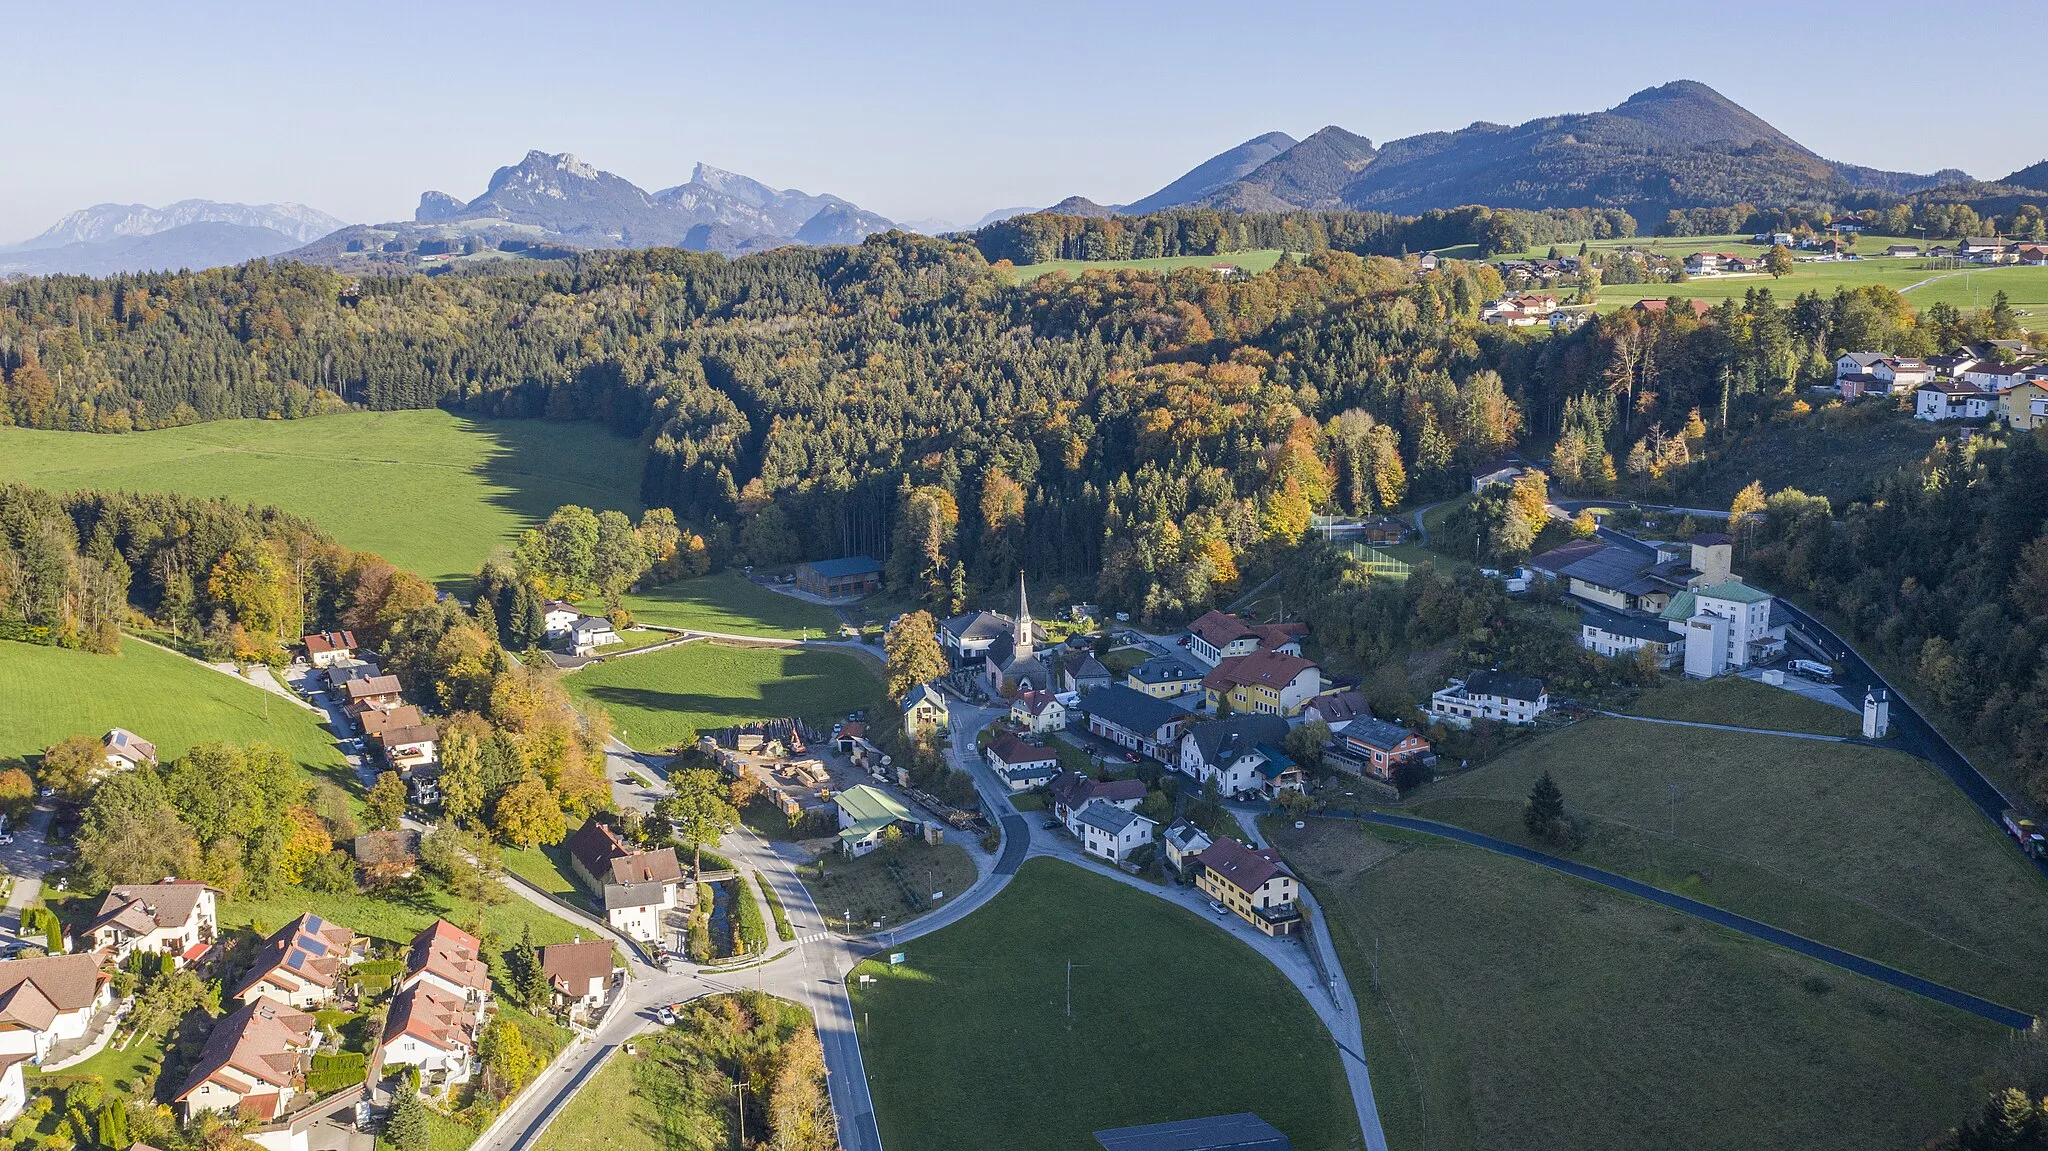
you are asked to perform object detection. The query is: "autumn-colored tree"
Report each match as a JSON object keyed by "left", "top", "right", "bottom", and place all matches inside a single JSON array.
[
  {"left": 885, "top": 611, "right": 950, "bottom": 700},
  {"left": 39, "top": 734, "right": 105, "bottom": 799},
  {"left": 365, "top": 771, "right": 407, "bottom": 831},
  {"left": 1764, "top": 244, "right": 1795, "bottom": 279},
  {"left": 278, "top": 805, "right": 332, "bottom": 885},
  {"left": 492, "top": 773, "right": 566, "bottom": 847}
]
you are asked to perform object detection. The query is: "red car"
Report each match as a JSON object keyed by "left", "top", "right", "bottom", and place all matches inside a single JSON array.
[{"left": 1124, "top": 751, "right": 1142, "bottom": 763}]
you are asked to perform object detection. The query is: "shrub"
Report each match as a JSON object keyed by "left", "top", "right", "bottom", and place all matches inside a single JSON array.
[
  {"left": 754, "top": 872, "right": 793, "bottom": 942},
  {"left": 733, "top": 880, "right": 767, "bottom": 955}
]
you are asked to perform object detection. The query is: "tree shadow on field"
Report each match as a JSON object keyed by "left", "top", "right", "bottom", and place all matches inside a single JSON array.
[{"left": 448, "top": 411, "right": 645, "bottom": 546}]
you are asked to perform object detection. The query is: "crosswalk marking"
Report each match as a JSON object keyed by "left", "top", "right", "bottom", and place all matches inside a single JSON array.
[{"left": 797, "top": 931, "right": 832, "bottom": 945}]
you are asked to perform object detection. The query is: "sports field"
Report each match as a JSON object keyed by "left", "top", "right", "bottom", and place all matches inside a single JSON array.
[
  {"left": 847, "top": 858, "right": 1362, "bottom": 1151},
  {"left": 0, "top": 637, "right": 349, "bottom": 785},
  {"left": 1002, "top": 249, "right": 1288, "bottom": 284},
  {"left": 1269, "top": 818, "right": 2002, "bottom": 1151},
  {"left": 1413, "top": 718, "right": 2048, "bottom": 1012},
  {"left": 562, "top": 640, "right": 881, "bottom": 751},
  {"left": 0, "top": 409, "right": 644, "bottom": 587}
]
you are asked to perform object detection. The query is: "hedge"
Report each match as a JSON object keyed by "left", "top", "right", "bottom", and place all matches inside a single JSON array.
[
  {"left": 754, "top": 872, "right": 793, "bottom": 942},
  {"left": 733, "top": 877, "right": 767, "bottom": 955},
  {"left": 305, "top": 1052, "right": 367, "bottom": 1095}
]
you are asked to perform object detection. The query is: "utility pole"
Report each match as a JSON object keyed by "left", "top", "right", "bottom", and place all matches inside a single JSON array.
[
  {"left": 1668, "top": 782, "right": 1679, "bottom": 837},
  {"left": 733, "top": 1079, "right": 744, "bottom": 1148},
  {"left": 1065, "top": 960, "right": 1089, "bottom": 1024}
]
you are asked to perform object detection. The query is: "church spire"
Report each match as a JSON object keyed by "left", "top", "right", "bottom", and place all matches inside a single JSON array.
[{"left": 1015, "top": 570, "right": 1033, "bottom": 657}]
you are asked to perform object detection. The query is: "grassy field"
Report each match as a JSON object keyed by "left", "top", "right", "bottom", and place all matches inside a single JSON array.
[
  {"left": 1623, "top": 674, "right": 1861, "bottom": 737},
  {"left": 802, "top": 840, "right": 978, "bottom": 933},
  {"left": 0, "top": 410, "right": 644, "bottom": 587},
  {"left": 532, "top": 1043, "right": 662, "bottom": 1151},
  {"left": 0, "top": 638, "right": 349, "bottom": 785},
  {"left": 217, "top": 877, "right": 587, "bottom": 954},
  {"left": 846, "top": 858, "right": 1360, "bottom": 1151},
  {"left": 1267, "top": 818, "right": 2003, "bottom": 1151},
  {"left": 1672, "top": 406, "right": 1944, "bottom": 506},
  {"left": 502, "top": 843, "right": 591, "bottom": 909},
  {"left": 562, "top": 641, "right": 881, "bottom": 751},
  {"left": 1591, "top": 260, "right": 2048, "bottom": 317},
  {"left": 617, "top": 573, "right": 845, "bottom": 640},
  {"left": 1002, "top": 249, "right": 1289, "bottom": 284},
  {"left": 1413, "top": 718, "right": 2048, "bottom": 1012}
]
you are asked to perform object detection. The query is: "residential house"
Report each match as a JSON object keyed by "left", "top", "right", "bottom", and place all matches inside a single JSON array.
[
  {"left": 175, "top": 999, "right": 317, "bottom": 1121},
  {"left": 341, "top": 675, "right": 405, "bottom": 715},
  {"left": 541, "top": 601, "right": 581, "bottom": 640},
  {"left": 1358, "top": 515, "right": 1407, "bottom": 546},
  {"left": 0, "top": 1054, "right": 23, "bottom": 1123},
  {"left": 1632, "top": 298, "right": 1713, "bottom": 320},
  {"left": 1469, "top": 457, "right": 1526, "bottom": 492},
  {"left": 1075, "top": 803, "right": 1156, "bottom": 864},
  {"left": 0, "top": 954, "right": 111, "bottom": 1064},
  {"left": 2001, "top": 377, "right": 2048, "bottom": 430},
  {"left": 1194, "top": 838, "right": 1302, "bottom": 937},
  {"left": 1083, "top": 684, "right": 1195, "bottom": 761},
  {"left": 1301, "top": 690, "right": 1371, "bottom": 729},
  {"left": 1048, "top": 772, "right": 1146, "bottom": 832},
  {"left": 1178, "top": 716, "right": 1291, "bottom": 798},
  {"left": 1182, "top": 610, "right": 1306, "bottom": 668},
  {"left": 233, "top": 915, "right": 363, "bottom": 1010},
  {"left": 300, "top": 631, "right": 358, "bottom": 669},
  {"left": 1160, "top": 820, "right": 1214, "bottom": 871},
  {"left": 1872, "top": 357, "right": 1933, "bottom": 394},
  {"left": 1884, "top": 244, "right": 1922, "bottom": 257},
  {"left": 1963, "top": 361, "right": 2046, "bottom": 392},
  {"left": 1126, "top": 655, "right": 1206, "bottom": 699},
  {"left": 352, "top": 830, "right": 420, "bottom": 882},
  {"left": 793, "top": 556, "right": 882, "bottom": 599},
  {"left": 1010, "top": 690, "right": 1066, "bottom": 735},
  {"left": 538, "top": 941, "right": 615, "bottom": 1015},
  {"left": 564, "top": 817, "right": 683, "bottom": 942},
  {"left": 88, "top": 879, "right": 219, "bottom": 966},
  {"left": 399, "top": 920, "right": 491, "bottom": 1007},
  {"left": 984, "top": 734, "right": 1060, "bottom": 791},
  {"left": 605, "top": 881, "right": 678, "bottom": 945},
  {"left": 1428, "top": 671, "right": 1549, "bottom": 728},
  {"left": 358, "top": 705, "right": 424, "bottom": 742},
  {"left": 901, "top": 683, "right": 951, "bottom": 738},
  {"left": 378, "top": 981, "right": 476, "bottom": 1090},
  {"left": 1414, "top": 252, "right": 1439, "bottom": 272},
  {"left": 1580, "top": 606, "right": 1684, "bottom": 669},
  {"left": 368, "top": 720, "right": 439, "bottom": 773},
  {"left": 835, "top": 785, "right": 922, "bottom": 857},
  {"left": 322, "top": 659, "right": 381, "bottom": 695},
  {"left": 939, "top": 610, "right": 1013, "bottom": 665},
  {"left": 1928, "top": 351, "right": 1982, "bottom": 379},
  {"left": 1062, "top": 653, "right": 1112, "bottom": 695},
  {"left": 568, "top": 616, "right": 621, "bottom": 657},
  {"left": 1202, "top": 651, "right": 1322, "bottom": 717},
  {"left": 1916, "top": 379, "right": 1994, "bottom": 421},
  {"left": 1662, "top": 581, "right": 1786, "bottom": 678},
  {"left": 1338, "top": 718, "right": 1433, "bottom": 782},
  {"left": 101, "top": 728, "right": 158, "bottom": 775},
  {"left": 1684, "top": 251, "right": 1742, "bottom": 275},
  {"left": 1959, "top": 236, "right": 2010, "bottom": 256}
]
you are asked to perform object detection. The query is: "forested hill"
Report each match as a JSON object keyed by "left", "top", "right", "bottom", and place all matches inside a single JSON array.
[{"left": 0, "top": 232, "right": 2030, "bottom": 624}]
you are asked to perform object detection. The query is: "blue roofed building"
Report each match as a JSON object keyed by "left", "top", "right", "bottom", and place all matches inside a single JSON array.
[{"left": 794, "top": 555, "right": 882, "bottom": 599}]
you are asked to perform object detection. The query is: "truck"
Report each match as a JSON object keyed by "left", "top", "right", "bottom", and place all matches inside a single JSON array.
[
  {"left": 2004, "top": 810, "right": 2048, "bottom": 859},
  {"left": 1788, "top": 658, "right": 1835, "bottom": 682}
]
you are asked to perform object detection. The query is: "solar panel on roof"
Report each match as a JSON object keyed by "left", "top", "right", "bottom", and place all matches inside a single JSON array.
[{"left": 305, "top": 914, "right": 325, "bottom": 931}]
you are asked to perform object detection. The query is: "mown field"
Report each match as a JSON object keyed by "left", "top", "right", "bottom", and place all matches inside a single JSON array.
[
  {"left": 847, "top": 858, "right": 1361, "bottom": 1151},
  {"left": 1412, "top": 718, "right": 2048, "bottom": 1013},
  {"left": 1591, "top": 260, "right": 2048, "bottom": 316},
  {"left": 1623, "top": 674, "right": 1861, "bottom": 737},
  {"left": 1268, "top": 818, "right": 2003, "bottom": 1151},
  {"left": 618, "top": 572, "right": 845, "bottom": 640},
  {"left": 0, "top": 410, "right": 644, "bottom": 587},
  {"left": 0, "top": 637, "right": 349, "bottom": 785},
  {"left": 1001, "top": 248, "right": 1289, "bottom": 284},
  {"left": 562, "top": 641, "right": 882, "bottom": 751}
]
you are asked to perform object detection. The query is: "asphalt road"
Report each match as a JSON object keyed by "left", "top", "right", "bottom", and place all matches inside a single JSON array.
[{"left": 1336, "top": 809, "right": 2034, "bottom": 1029}]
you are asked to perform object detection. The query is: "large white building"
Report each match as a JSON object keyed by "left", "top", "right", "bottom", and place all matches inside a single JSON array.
[
  {"left": 1428, "top": 671, "right": 1549, "bottom": 727},
  {"left": 1662, "top": 581, "right": 1786, "bottom": 677}
]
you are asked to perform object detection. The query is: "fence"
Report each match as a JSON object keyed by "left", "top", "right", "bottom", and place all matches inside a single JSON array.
[{"left": 1344, "top": 543, "right": 1411, "bottom": 578}]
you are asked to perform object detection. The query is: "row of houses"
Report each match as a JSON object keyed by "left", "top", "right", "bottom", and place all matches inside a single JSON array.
[{"left": 305, "top": 632, "right": 442, "bottom": 798}]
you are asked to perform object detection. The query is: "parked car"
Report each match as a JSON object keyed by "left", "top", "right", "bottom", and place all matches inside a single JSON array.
[{"left": 1208, "top": 900, "right": 1228, "bottom": 917}]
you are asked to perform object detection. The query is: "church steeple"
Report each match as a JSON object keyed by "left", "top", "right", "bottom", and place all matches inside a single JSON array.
[{"left": 1014, "top": 570, "right": 1033, "bottom": 658}]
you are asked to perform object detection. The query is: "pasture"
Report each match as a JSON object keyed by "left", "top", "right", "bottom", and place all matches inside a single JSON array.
[
  {"left": 617, "top": 572, "right": 844, "bottom": 640},
  {"left": 562, "top": 640, "right": 882, "bottom": 751},
  {"left": 1268, "top": 817, "right": 2003, "bottom": 1151},
  {"left": 1002, "top": 248, "right": 1289, "bottom": 284},
  {"left": 846, "top": 858, "right": 1362, "bottom": 1151},
  {"left": 0, "top": 409, "right": 644, "bottom": 587},
  {"left": 0, "top": 637, "right": 349, "bottom": 784},
  {"left": 1412, "top": 717, "right": 2048, "bottom": 1012}
]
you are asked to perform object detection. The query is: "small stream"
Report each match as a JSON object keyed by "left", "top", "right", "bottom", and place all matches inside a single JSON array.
[{"left": 706, "top": 880, "right": 738, "bottom": 959}]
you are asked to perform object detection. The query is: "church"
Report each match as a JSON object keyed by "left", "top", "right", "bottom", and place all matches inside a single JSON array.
[{"left": 984, "top": 573, "right": 1055, "bottom": 696}]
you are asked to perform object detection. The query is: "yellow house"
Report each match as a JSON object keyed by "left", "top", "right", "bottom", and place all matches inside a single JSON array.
[
  {"left": 1193, "top": 837, "right": 1302, "bottom": 936},
  {"left": 1199, "top": 651, "right": 1321, "bottom": 717},
  {"left": 2001, "top": 379, "right": 2048, "bottom": 430}
]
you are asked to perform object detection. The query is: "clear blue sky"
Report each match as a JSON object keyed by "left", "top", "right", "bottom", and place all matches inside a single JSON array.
[{"left": 5, "top": 0, "right": 2045, "bottom": 241}]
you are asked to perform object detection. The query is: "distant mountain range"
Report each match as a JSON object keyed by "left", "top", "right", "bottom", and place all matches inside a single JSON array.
[
  {"left": 0, "top": 200, "right": 347, "bottom": 277},
  {"left": 287, "top": 152, "right": 905, "bottom": 269},
  {"left": 1079, "top": 81, "right": 1987, "bottom": 224}
]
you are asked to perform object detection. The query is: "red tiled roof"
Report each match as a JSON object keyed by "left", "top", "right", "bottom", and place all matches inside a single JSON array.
[
  {"left": 406, "top": 920, "right": 489, "bottom": 994},
  {"left": 302, "top": 631, "right": 358, "bottom": 656}
]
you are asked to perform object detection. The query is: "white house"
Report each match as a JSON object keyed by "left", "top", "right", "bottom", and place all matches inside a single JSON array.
[
  {"left": 1161, "top": 820, "right": 1214, "bottom": 871},
  {"left": 1579, "top": 608, "right": 1684, "bottom": 670},
  {"left": 1074, "top": 802, "right": 1156, "bottom": 864},
  {"left": 1048, "top": 772, "right": 1146, "bottom": 834},
  {"left": 88, "top": 880, "right": 219, "bottom": 966},
  {"left": 539, "top": 941, "right": 615, "bottom": 1015},
  {"left": 542, "top": 601, "right": 581, "bottom": 639},
  {"left": 1872, "top": 357, "right": 1933, "bottom": 393},
  {"left": 1916, "top": 379, "right": 1994, "bottom": 421},
  {"left": 400, "top": 920, "right": 492, "bottom": 1006},
  {"left": 1178, "top": 716, "right": 1292, "bottom": 798},
  {"left": 604, "top": 880, "right": 678, "bottom": 944},
  {"left": 175, "top": 999, "right": 318, "bottom": 1122},
  {"left": 379, "top": 981, "right": 476, "bottom": 1090},
  {"left": 301, "top": 631, "right": 358, "bottom": 669},
  {"left": 100, "top": 728, "right": 158, "bottom": 775},
  {"left": 1010, "top": 690, "right": 1066, "bottom": 734},
  {"left": 0, "top": 955, "right": 110, "bottom": 1064},
  {"left": 1428, "top": 672, "right": 1549, "bottom": 728},
  {"left": 569, "top": 616, "right": 621, "bottom": 657},
  {"left": 0, "top": 1054, "right": 24, "bottom": 1124},
  {"left": 985, "top": 734, "right": 1060, "bottom": 791},
  {"left": 1183, "top": 610, "right": 1305, "bottom": 668},
  {"left": 1835, "top": 352, "right": 1885, "bottom": 381}
]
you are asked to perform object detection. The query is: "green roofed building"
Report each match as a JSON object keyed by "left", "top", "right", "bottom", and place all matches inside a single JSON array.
[{"left": 835, "top": 784, "right": 919, "bottom": 857}]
